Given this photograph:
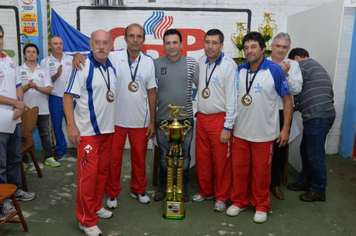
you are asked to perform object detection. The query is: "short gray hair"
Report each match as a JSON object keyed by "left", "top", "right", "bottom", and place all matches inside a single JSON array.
[{"left": 272, "top": 32, "right": 291, "bottom": 45}]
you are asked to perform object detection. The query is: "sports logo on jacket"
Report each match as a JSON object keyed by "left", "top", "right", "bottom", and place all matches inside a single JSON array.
[{"left": 254, "top": 83, "right": 262, "bottom": 93}]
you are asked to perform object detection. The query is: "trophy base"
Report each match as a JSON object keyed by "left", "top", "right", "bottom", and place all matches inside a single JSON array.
[
  {"left": 233, "top": 57, "right": 247, "bottom": 66},
  {"left": 264, "top": 50, "right": 272, "bottom": 58},
  {"left": 163, "top": 200, "right": 185, "bottom": 220}
]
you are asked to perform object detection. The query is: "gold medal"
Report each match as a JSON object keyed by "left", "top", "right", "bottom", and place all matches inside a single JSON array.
[
  {"left": 106, "top": 90, "right": 115, "bottom": 103},
  {"left": 241, "top": 93, "right": 252, "bottom": 106},
  {"left": 128, "top": 81, "right": 139, "bottom": 92},
  {"left": 201, "top": 87, "right": 211, "bottom": 99}
]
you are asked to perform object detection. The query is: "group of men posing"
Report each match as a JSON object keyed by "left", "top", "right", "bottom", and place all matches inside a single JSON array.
[{"left": 0, "top": 22, "right": 335, "bottom": 236}]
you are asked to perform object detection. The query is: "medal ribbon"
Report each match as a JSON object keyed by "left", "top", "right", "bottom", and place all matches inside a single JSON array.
[
  {"left": 128, "top": 53, "right": 141, "bottom": 83},
  {"left": 97, "top": 63, "right": 111, "bottom": 92},
  {"left": 205, "top": 63, "right": 218, "bottom": 89},
  {"left": 245, "top": 58, "right": 264, "bottom": 94}
]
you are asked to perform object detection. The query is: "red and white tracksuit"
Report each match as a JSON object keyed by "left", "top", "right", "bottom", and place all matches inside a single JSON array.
[
  {"left": 230, "top": 137, "right": 274, "bottom": 212},
  {"left": 106, "top": 126, "right": 148, "bottom": 197},
  {"left": 76, "top": 133, "right": 112, "bottom": 227},
  {"left": 195, "top": 112, "right": 232, "bottom": 202}
]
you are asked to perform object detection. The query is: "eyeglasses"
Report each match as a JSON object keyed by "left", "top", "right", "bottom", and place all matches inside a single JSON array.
[{"left": 204, "top": 40, "right": 221, "bottom": 46}]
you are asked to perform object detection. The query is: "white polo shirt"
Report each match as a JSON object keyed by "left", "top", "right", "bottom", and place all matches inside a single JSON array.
[
  {"left": 197, "top": 52, "right": 238, "bottom": 129},
  {"left": 65, "top": 53, "right": 117, "bottom": 137},
  {"left": 108, "top": 49, "right": 156, "bottom": 128},
  {"left": 17, "top": 63, "right": 52, "bottom": 115},
  {"left": 267, "top": 57, "right": 302, "bottom": 109},
  {"left": 41, "top": 53, "right": 73, "bottom": 97},
  {"left": 234, "top": 57, "right": 291, "bottom": 142},
  {"left": 0, "top": 52, "right": 21, "bottom": 125}
]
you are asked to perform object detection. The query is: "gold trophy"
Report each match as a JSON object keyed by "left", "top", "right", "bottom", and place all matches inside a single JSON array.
[
  {"left": 258, "top": 13, "right": 278, "bottom": 57},
  {"left": 160, "top": 104, "right": 191, "bottom": 220},
  {"left": 231, "top": 22, "right": 248, "bottom": 66}
]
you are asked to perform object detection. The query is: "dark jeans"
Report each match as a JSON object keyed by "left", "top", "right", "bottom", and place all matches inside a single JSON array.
[
  {"left": 299, "top": 117, "right": 335, "bottom": 194},
  {"left": 271, "top": 110, "right": 288, "bottom": 187},
  {"left": 0, "top": 124, "right": 22, "bottom": 192},
  {"left": 156, "top": 119, "right": 194, "bottom": 188}
]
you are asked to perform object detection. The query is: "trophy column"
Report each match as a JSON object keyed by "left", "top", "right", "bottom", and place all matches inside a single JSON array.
[{"left": 160, "top": 105, "right": 191, "bottom": 220}]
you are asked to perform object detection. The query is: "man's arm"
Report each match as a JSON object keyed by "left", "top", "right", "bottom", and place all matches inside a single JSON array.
[
  {"left": 284, "top": 60, "right": 303, "bottom": 95},
  {"left": 146, "top": 88, "right": 157, "bottom": 140},
  {"left": 12, "top": 86, "right": 25, "bottom": 120},
  {"left": 72, "top": 53, "right": 86, "bottom": 71},
  {"left": 63, "top": 94, "right": 80, "bottom": 146},
  {"left": 277, "top": 94, "right": 293, "bottom": 147},
  {"left": 220, "top": 61, "right": 238, "bottom": 144}
]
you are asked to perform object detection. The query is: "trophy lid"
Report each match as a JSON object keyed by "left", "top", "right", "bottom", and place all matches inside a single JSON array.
[{"left": 169, "top": 118, "right": 184, "bottom": 129}]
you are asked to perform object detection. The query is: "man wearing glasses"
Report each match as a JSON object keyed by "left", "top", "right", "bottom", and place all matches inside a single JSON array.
[{"left": 192, "top": 29, "right": 238, "bottom": 213}]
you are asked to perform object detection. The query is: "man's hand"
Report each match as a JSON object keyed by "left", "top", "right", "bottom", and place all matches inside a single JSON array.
[
  {"left": 281, "top": 61, "right": 291, "bottom": 77},
  {"left": 68, "top": 124, "right": 81, "bottom": 147},
  {"left": 219, "top": 129, "right": 231, "bottom": 144},
  {"left": 72, "top": 53, "right": 86, "bottom": 71},
  {"left": 146, "top": 123, "right": 155, "bottom": 140},
  {"left": 12, "top": 108, "right": 23, "bottom": 120},
  {"left": 56, "top": 64, "right": 63, "bottom": 76},
  {"left": 14, "top": 100, "right": 26, "bottom": 111},
  {"left": 276, "top": 129, "right": 289, "bottom": 148}
]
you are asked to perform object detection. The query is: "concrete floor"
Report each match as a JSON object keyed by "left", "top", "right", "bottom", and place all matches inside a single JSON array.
[{"left": 1, "top": 149, "right": 356, "bottom": 236}]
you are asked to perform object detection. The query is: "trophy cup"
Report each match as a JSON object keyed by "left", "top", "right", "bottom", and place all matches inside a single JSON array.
[
  {"left": 258, "top": 13, "right": 278, "bottom": 57},
  {"left": 160, "top": 104, "right": 191, "bottom": 220},
  {"left": 231, "top": 22, "right": 248, "bottom": 66}
]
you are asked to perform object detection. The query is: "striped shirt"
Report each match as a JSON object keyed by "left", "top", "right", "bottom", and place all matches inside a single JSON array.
[
  {"left": 297, "top": 58, "right": 335, "bottom": 122},
  {"left": 155, "top": 55, "right": 199, "bottom": 121}
]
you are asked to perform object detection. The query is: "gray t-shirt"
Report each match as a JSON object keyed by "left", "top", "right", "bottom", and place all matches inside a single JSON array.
[{"left": 154, "top": 55, "right": 199, "bottom": 120}]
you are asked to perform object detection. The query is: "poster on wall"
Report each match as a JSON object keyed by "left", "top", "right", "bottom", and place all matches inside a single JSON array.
[{"left": 19, "top": 0, "right": 38, "bottom": 36}]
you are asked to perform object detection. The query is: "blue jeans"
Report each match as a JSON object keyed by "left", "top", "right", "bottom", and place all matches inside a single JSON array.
[
  {"left": 49, "top": 95, "right": 67, "bottom": 156},
  {"left": 156, "top": 119, "right": 194, "bottom": 188},
  {"left": 0, "top": 123, "right": 22, "bottom": 190},
  {"left": 299, "top": 117, "right": 335, "bottom": 194}
]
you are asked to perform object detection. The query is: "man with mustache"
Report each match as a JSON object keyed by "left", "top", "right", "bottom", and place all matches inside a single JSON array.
[
  {"left": 193, "top": 29, "right": 237, "bottom": 212},
  {"left": 227, "top": 32, "right": 293, "bottom": 223},
  {"left": 64, "top": 29, "right": 116, "bottom": 236},
  {"left": 105, "top": 23, "right": 157, "bottom": 208},
  {"left": 268, "top": 32, "right": 302, "bottom": 200},
  {"left": 73, "top": 24, "right": 157, "bottom": 208}
]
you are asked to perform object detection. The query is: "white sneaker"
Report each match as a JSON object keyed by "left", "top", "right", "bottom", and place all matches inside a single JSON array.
[
  {"left": 78, "top": 222, "right": 102, "bottom": 236},
  {"left": 1, "top": 202, "right": 16, "bottom": 217},
  {"left": 130, "top": 192, "right": 150, "bottom": 204},
  {"left": 253, "top": 211, "right": 267, "bottom": 223},
  {"left": 95, "top": 207, "right": 113, "bottom": 219},
  {"left": 226, "top": 205, "right": 246, "bottom": 216},
  {"left": 214, "top": 200, "right": 226, "bottom": 212},
  {"left": 192, "top": 193, "right": 214, "bottom": 203},
  {"left": 106, "top": 197, "right": 117, "bottom": 209}
]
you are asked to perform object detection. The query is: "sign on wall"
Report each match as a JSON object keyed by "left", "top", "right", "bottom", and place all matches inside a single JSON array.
[{"left": 77, "top": 7, "right": 251, "bottom": 60}]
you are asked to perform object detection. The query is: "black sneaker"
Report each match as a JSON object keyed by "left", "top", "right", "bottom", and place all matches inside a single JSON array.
[
  {"left": 287, "top": 182, "right": 310, "bottom": 191},
  {"left": 153, "top": 187, "right": 166, "bottom": 201}
]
